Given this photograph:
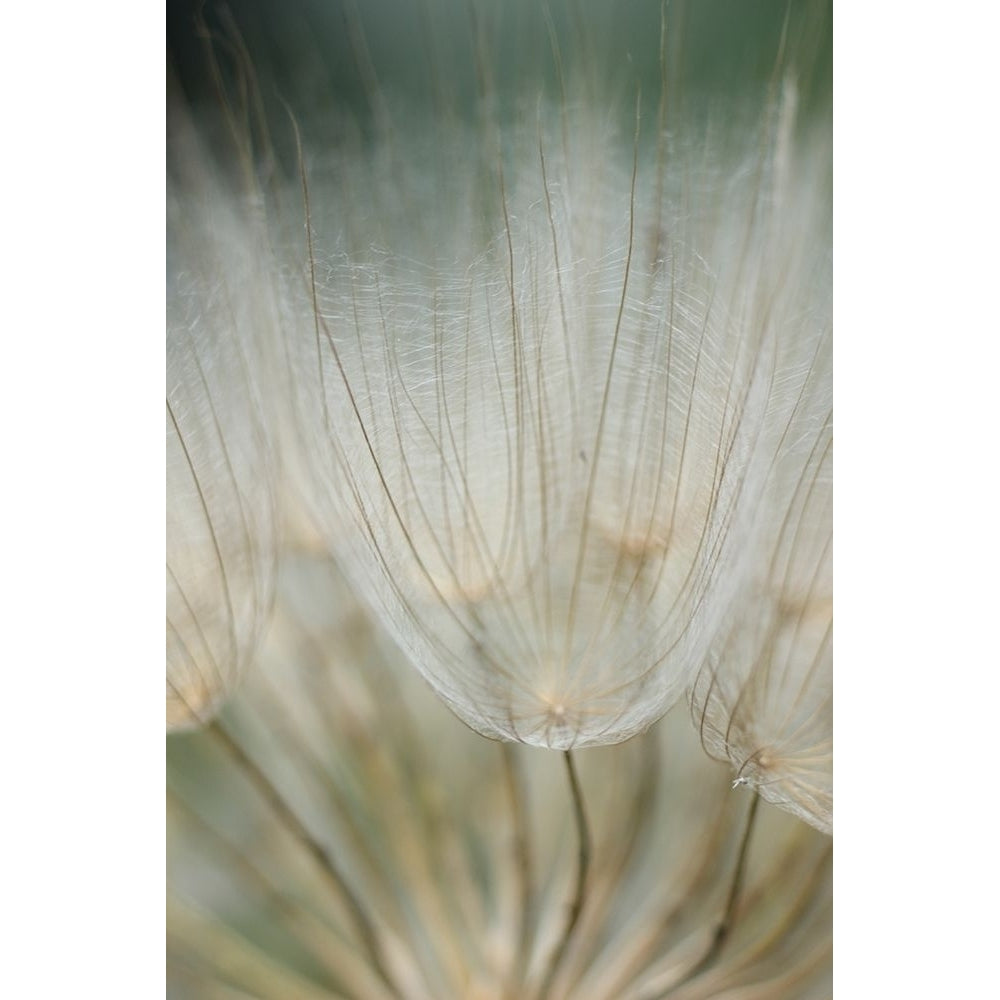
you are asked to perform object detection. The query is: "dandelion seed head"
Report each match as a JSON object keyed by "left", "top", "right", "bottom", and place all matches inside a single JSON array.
[{"left": 168, "top": 1, "right": 833, "bottom": 992}]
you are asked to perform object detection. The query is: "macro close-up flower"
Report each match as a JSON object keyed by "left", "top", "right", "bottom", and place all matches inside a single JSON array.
[{"left": 167, "top": 1, "right": 833, "bottom": 997}]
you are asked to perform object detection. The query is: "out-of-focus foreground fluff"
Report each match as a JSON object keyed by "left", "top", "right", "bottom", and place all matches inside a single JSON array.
[
  {"left": 166, "top": 90, "right": 280, "bottom": 730},
  {"left": 167, "top": 1, "right": 832, "bottom": 997}
]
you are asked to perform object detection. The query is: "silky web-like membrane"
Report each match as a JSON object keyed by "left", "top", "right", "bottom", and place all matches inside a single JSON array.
[
  {"left": 282, "top": 108, "right": 830, "bottom": 749},
  {"left": 690, "top": 322, "right": 832, "bottom": 833}
]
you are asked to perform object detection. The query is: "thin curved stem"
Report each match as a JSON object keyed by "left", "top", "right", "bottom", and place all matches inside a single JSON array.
[
  {"left": 207, "top": 719, "right": 401, "bottom": 998},
  {"left": 536, "top": 750, "right": 592, "bottom": 1000},
  {"left": 654, "top": 791, "right": 761, "bottom": 999},
  {"left": 502, "top": 742, "right": 535, "bottom": 998}
]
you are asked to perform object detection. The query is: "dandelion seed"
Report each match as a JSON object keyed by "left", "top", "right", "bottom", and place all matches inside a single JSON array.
[
  {"left": 166, "top": 100, "right": 280, "bottom": 730},
  {"left": 281, "top": 99, "right": 828, "bottom": 751},
  {"left": 690, "top": 332, "right": 832, "bottom": 833}
]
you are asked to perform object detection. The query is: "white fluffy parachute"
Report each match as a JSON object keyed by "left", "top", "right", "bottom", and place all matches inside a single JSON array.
[
  {"left": 282, "top": 99, "right": 831, "bottom": 750},
  {"left": 690, "top": 338, "right": 832, "bottom": 833}
]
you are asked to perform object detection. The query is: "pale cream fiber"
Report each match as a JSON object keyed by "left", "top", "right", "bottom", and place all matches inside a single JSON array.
[{"left": 282, "top": 103, "right": 830, "bottom": 751}]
